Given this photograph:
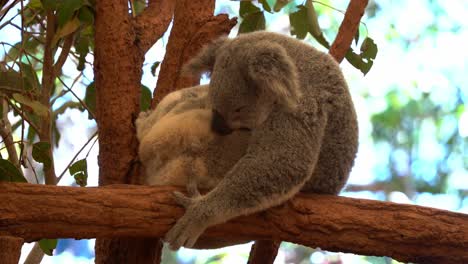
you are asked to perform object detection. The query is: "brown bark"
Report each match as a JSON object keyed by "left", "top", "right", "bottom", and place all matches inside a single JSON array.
[
  {"left": 329, "top": 0, "right": 369, "bottom": 63},
  {"left": 134, "top": 0, "right": 175, "bottom": 53},
  {"left": 153, "top": 0, "right": 236, "bottom": 105},
  {"left": 93, "top": 0, "right": 172, "bottom": 263},
  {"left": 0, "top": 236, "right": 23, "bottom": 264},
  {"left": 1, "top": 183, "right": 467, "bottom": 264},
  {"left": 247, "top": 240, "right": 281, "bottom": 264},
  {"left": 39, "top": 10, "right": 57, "bottom": 185}
]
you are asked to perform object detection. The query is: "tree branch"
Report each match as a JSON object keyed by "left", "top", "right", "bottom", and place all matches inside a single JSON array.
[
  {"left": 94, "top": 0, "right": 162, "bottom": 262},
  {"left": 247, "top": 240, "right": 280, "bottom": 264},
  {"left": 153, "top": 0, "right": 236, "bottom": 105},
  {"left": 328, "top": 0, "right": 368, "bottom": 62},
  {"left": 0, "top": 182, "right": 466, "bottom": 263},
  {"left": 0, "top": 99, "right": 19, "bottom": 169},
  {"left": 134, "top": 0, "right": 175, "bottom": 53},
  {"left": 0, "top": 236, "right": 23, "bottom": 264},
  {"left": 39, "top": 10, "right": 56, "bottom": 185},
  {"left": 53, "top": 34, "right": 74, "bottom": 76}
]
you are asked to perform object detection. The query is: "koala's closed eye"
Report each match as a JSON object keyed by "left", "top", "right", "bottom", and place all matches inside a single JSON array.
[{"left": 234, "top": 106, "right": 248, "bottom": 113}]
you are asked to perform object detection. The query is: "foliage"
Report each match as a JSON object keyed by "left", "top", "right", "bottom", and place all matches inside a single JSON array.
[{"left": 237, "top": 0, "right": 379, "bottom": 75}]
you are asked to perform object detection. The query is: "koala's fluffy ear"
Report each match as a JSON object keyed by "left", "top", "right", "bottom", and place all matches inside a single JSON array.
[
  {"left": 246, "top": 41, "right": 302, "bottom": 111},
  {"left": 182, "top": 36, "right": 229, "bottom": 77}
]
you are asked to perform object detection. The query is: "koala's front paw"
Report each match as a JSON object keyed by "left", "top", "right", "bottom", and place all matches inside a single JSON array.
[{"left": 165, "top": 181, "right": 212, "bottom": 250}]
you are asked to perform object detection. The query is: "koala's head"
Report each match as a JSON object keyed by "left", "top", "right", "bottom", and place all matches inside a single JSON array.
[{"left": 183, "top": 36, "right": 301, "bottom": 135}]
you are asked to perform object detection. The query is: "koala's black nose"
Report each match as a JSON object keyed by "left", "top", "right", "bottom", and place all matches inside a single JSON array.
[{"left": 211, "top": 109, "right": 233, "bottom": 135}]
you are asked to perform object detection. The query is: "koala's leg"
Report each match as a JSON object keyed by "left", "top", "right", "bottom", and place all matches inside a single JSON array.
[
  {"left": 165, "top": 109, "right": 329, "bottom": 249},
  {"left": 302, "top": 103, "right": 358, "bottom": 195}
]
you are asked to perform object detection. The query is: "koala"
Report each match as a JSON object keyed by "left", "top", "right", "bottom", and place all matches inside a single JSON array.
[
  {"left": 136, "top": 84, "right": 250, "bottom": 195},
  {"left": 164, "top": 31, "right": 359, "bottom": 250}
]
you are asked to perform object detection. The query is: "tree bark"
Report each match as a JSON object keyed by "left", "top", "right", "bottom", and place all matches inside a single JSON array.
[
  {"left": 93, "top": 0, "right": 173, "bottom": 263},
  {"left": 1, "top": 182, "right": 467, "bottom": 264},
  {"left": 153, "top": 0, "right": 236, "bottom": 105},
  {"left": 247, "top": 240, "right": 281, "bottom": 264},
  {"left": 0, "top": 236, "right": 23, "bottom": 264},
  {"left": 329, "top": 0, "right": 369, "bottom": 63}
]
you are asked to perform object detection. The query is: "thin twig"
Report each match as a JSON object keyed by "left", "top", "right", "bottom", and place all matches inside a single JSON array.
[
  {"left": 7, "top": 101, "right": 40, "bottom": 132},
  {"left": 57, "top": 131, "right": 98, "bottom": 182},
  {"left": 26, "top": 156, "right": 39, "bottom": 184},
  {"left": 0, "top": 98, "right": 20, "bottom": 168},
  {"left": 53, "top": 34, "right": 74, "bottom": 76},
  {"left": 50, "top": 72, "right": 83, "bottom": 105},
  {"left": 57, "top": 76, "right": 95, "bottom": 119},
  {"left": 0, "top": 0, "right": 20, "bottom": 27}
]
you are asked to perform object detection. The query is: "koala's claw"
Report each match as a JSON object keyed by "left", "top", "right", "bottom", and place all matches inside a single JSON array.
[
  {"left": 165, "top": 192, "right": 208, "bottom": 250},
  {"left": 186, "top": 177, "right": 201, "bottom": 197},
  {"left": 172, "top": 191, "right": 192, "bottom": 208}
]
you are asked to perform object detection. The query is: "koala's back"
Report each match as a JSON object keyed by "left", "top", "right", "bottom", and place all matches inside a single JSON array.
[
  {"left": 137, "top": 85, "right": 251, "bottom": 188},
  {"left": 231, "top": 32, "right": 359, "bottom": 194}
]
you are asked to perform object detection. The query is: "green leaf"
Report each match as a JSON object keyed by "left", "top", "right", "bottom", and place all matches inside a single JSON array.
[
  {"left": 5, "top": 42, "right": 21, "bottom": 63},
  {"left": 84, "top": 82, "right": 95, "bottom": 120},
  {"left": 274, "top": 0, "right": 290, "bottom": 12},
  {"left": 5, "top": 38, "right": 41, "bottom": 62},
  {"left": 133, "top": 0, "right": 146, "bottom": 15},
  {"left": 27, "top": 125, "right": 37, "bottom": 142},
  {"left": 69, "top": 159, "right": 87, "bottom": 187},
  {"left": 27, "top": 0, "right": 43, "bottom": 10},
  {"left": 56, "top": 0, "right": 84, "bottom": 27},
  {"left": 289, "top": 5, "right": 308, "bottom": 39},
  {"left": 53, "top": 123, "right": 61, "bottom": 147},
  {"left": 77, "top": 54, "right": 86, "bottom": 71},
  {"left": 41, "top": 0, "right": 57, "bottom": 10},
  {"left": 150, "top": 61, "right": 160, "bottom": 77},
  {"left": 52, "top": 17, "right": 81, "bottom": 47},
  {"left": 0, "top": 70, "right": 33, "bottom": 91},
  {"left": 0, "top": 159, "right": 27, "bottom": 182},
  {"left": 32, "top": 142, "right": 51, "bottom": 170},
  {"left": 345, "top": 49, "right": 373, "bottom": 75},
  {"left": 305, "top": 1, "right": 322, "bottom": 38},
  {"left": 12, "top": 93, "right": 49, "bottom": 117},
  {"left": 75, "top": 35, "right": 90, "bottom": 71},
  {"left": 75, "top": 36, "right": 89, "bottom": 53},
  {"left": 259, "top": 0, "right": 272, "bottom": 13},
  {"left": 238, "top": 11, "right": 266, "bottom": 34},
  {"left": 38, "top": 239, "right": 58, "bottom": 256},
  {"left": 140, "top": 85, "right": 152, "bottom": 111},
  {"left": 354, "top": 28, "right": 360, "bottom": 45},
  {"left": 343, "top": 37, "right": 378, "bottom": 75},
  {"left": 239, "top": 1, "right": 261, "bottom": 18},
  {"left": 360, "top": 37, "right": 378, "bottom": 60},
  {"left": 77, "top": 5, "right": 94, "bottom": 25},
  {"left": 20, "top": 63, "right": 40, "bottom": 90}
]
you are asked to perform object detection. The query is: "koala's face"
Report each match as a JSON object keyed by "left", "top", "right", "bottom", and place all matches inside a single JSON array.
[{"left": 209, "top": 53, "right": 275, "bottom": 135}]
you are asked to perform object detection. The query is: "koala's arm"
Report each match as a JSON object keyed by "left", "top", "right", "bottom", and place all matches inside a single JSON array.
[{"left": 165, "top": 107, "right": 328, "bottom": 249}]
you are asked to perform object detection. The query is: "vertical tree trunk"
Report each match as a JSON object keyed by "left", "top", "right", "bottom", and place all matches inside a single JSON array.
[
  {"left": 247, "top": 240, "right": 281, "bottom": 264},
  {"left": 0, "top": 236, "right": 23, "bottom": 264},
  {"left": 93, "top": 0, "right": 162, "bottom": 263}
]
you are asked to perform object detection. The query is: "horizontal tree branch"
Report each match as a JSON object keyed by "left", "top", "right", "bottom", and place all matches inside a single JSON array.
[{"left": 0, "top": 182, "right": 467, "bottom": 263}]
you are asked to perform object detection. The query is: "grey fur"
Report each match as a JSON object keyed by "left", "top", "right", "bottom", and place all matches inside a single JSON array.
[
  {"left": 136, "top": 84, "right": 250, "bottom": 190},
  {"left": 164, "top": 31, "right": 359, "bottom": 250}
]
